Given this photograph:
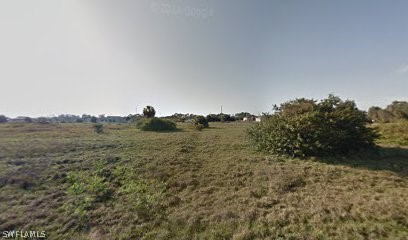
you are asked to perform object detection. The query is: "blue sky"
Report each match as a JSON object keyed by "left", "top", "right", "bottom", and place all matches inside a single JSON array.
[{"left": 0, "top": 0, "right": 407, "bottom": 117}]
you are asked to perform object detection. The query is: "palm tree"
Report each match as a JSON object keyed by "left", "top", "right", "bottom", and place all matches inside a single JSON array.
[{"left": 143, "top": 106, "right": 156, "bottom": 118}]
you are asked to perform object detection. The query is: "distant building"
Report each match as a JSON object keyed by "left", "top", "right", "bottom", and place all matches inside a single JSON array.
[{"left": 243, "top": 115, "right": 261, "bottom": 122}]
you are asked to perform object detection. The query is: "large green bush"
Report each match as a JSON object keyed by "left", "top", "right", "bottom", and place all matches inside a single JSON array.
[
  {"left": 136, "top": 117, "right": 177, "bottom": 132},
  {"left": 247, "top": 95, "right": 378, "bottom": 157}
]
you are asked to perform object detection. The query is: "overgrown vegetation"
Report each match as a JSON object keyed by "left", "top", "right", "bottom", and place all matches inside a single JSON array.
[
  {"left": 247, "top": 95, "right": 378, "bottom": 157},
  {"left": 368, "top": 101, "right": 408, "bottom": 122},
  {"left": 374, "top": 120, "right": 408, "bottom": 146},
  {"left": 136, "top": 117, "right": 177, "bottom": 132},
  {"left": 0, "top": 120, "right": 407, "bottom": 239},
  {"left": 65, "top": 171, "right": 112, "bottom": 221}
]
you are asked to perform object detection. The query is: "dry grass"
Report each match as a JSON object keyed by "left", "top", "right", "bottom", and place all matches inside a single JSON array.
[{"left": 0, "top": 122, "right": 407, "bottom": 239}]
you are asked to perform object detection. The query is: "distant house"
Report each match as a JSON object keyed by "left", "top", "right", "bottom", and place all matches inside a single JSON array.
[{"left": 243, "top": 115, "right": 261, "bottom": 122}]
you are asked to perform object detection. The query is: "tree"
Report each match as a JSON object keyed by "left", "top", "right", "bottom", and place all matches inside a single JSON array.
[
  {"left": 37, "top": 117, "right": 50, "bottom": 124},
  {"left": 220, "top": 114, "right": 236, "bottom": 122},
  {"left": 143, "top": 106, "right": 156, "bottom": 118},
  {"left": 247, "top": 95, "right": 378, "bottom": 157},
  {"left": 0, "top": 115, "right": 7, "bottom": 123},
  {"left": 90, "top": 116, "right": 98, "bottom": 123},
  {"left": 98, "top": 114, "right": 106, "bottom": 122},
  {"left": 368, "top": 106, "right": 394, "bottom": 123},
  {"left": 235, "top": 112, "right": 252, "bottom": 120},
  {"left": 386, "top": 101, "right": 408, "bottom": 120},
  {"left": 24, "top": 117, "right": 32, "bottom": 123},
  {"left": 206, "top": 114, "right": 221, "bottom": 122},
  {"left": 368, "top": 101, "right": 408, "bottom": 123}
]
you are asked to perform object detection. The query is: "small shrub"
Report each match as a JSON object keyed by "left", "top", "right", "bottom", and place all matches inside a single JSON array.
[
  {"left": 93, "top": 123, "right": 103, "bottom": 133},
  {"left": 136, "top": 117, "right": 177, "bottom": 131},
  {"left": 193, "top": 115, "right": 209, "bottom": 128},
  {"left": 247, "top": 95, "right": 378, "bottom": 157}
]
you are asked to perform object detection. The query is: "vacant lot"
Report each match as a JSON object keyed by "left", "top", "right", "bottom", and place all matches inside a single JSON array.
[{"left": 0, "top": 122, "right": 407, "bottom": 239}]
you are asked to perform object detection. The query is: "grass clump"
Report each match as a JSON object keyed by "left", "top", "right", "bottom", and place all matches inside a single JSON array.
[
  {"left": 247, "top": 95, "right": 378, "bottom": 157},
  {"left": 135, "top": 117, "right": 177, "bottom": 132}
]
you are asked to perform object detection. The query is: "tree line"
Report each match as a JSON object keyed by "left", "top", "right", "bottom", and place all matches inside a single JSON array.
[{"left": 368, "top": 101, "right": 408, "bottom": 123}]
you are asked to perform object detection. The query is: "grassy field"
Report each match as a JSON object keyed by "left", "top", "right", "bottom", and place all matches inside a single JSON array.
[{"left": 0, "top": 122, "right": 407, "bottom": 239}]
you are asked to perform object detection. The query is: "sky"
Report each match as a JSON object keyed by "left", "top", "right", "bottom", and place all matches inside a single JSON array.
[{"left": 0, "top": 0, "right": 407, "bottom": 117}]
